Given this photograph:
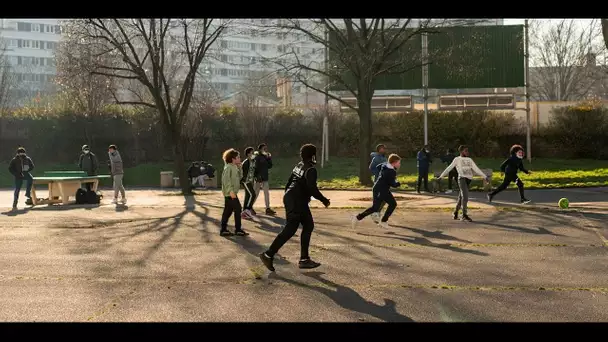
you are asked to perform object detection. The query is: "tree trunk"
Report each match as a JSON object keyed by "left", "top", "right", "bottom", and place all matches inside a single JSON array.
[
  {"left": 602, "top": 19, "right": 608, "bottom": 51},
  {"left": 171, "top": 132, "right": 191, "bottom": 195},
  {"left": 357, "top": 93, "right": 373, "bottom": 186}
]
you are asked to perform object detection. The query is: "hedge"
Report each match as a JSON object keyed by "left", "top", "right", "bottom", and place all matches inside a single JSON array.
[{"left": 0, "top": 100, "right": 605, "bottom": 165}]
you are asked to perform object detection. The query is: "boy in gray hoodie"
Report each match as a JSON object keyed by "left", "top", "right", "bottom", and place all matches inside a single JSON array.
[
  {"left": 368, "top": 144, "right": 388, "bottom": 223},
  {"left": 108, "top": 145, "right": 126, "bottom": 204}
]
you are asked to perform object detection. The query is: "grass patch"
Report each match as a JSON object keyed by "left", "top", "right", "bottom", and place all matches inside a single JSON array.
[{"left": 4, "top": 157, "right": 607, "bottom": 190}]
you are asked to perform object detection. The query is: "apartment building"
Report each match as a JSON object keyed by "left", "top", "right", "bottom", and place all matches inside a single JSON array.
[
  {"left": 201, "top": 19, "right": 325, "bottom": 97},
  {"left": 0, "top": 18, "right": 61, "bottom": 105}
]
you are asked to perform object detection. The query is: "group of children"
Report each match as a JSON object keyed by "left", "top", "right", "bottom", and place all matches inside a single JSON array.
[
  {"left": 9, "top": 144, "right": 127, "bottom": 211},
  {"left": 217, "top": 142, "right": 533, "bottom": 273}
]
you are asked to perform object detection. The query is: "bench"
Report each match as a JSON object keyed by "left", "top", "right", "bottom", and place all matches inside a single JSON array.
[
  {"left": 432, "top": 169, "right": 493, "bottom": 193},
  {"left": 173, "top": 175, "right": 217, "bottom": 189},
  {"left": 31, "top": 171, "right": 111, "bottom": 206}
]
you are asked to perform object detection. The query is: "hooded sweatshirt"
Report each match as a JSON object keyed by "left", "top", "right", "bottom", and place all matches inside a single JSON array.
[
  {"left": 241, "top": 154, "right": 257, "bottom": 185},
  {"left": 9, "top": 154, "right": 35, "bottom": 179},
  {"left": 369, "top": 152, "right": 387, "bottom": 179},
  {"left": 253, "top": 150, "right": 272, "bottom": 182},
  {"left": 373, "top": 163, "right": 400, "bottom": 194},
  {"left": 500, "top": 154, "right": 529, "bottom": 178},
  {"left": 417, "top": 149, "right": 432, "bottom": 170},
  {"left": 79, "top": 151, "right": 99, "bottom": 176},
  {"left": 439, "top": 156, "right": 486, "bottom": 180},
  {"left": 284, "top": 159, "right": 329, "bottom": 209},
  {"left": 108, "top": 150, "right": 124, "bottom": 175}
]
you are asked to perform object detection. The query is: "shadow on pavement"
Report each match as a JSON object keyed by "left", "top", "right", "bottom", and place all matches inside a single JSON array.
[
  {"left": 394, "top": 225, "right": 472, "bottom": 244},
  {"left": 271, "top": 271, "right": 414, "bottom": 322},
  {"left": 357, "top": 231, "right": 489, "bottom": 257}
]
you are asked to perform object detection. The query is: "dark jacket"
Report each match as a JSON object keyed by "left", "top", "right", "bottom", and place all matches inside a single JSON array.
[
  {"left": 500, "top": 155, "right": 529, "bottom": 178},
  {"left": 253, "top": 151, "right": 272, "bottom": 182},
  {"left": 440, "top": 153, "right": 458, "bottom": 174},
  {"left": 417, "top": 150, "right": 432, "bottom": 171},
  {"left": 284, "top": 160, "right": 329, "bottom": 209},
  {"left": 9, "top": 154, "right": 35, "bottom": 179},
  {"left": 373, "top": 163, "right": 400, "bottom": 194},
  {"left": 241, "top": 156, "right": 257, "bottom": 184},
  {"left": 369, "top": 152, "right": 387, "bottom": 180},
  {"left": 79, "top": 152, "right": 99, "bottom": 176}
]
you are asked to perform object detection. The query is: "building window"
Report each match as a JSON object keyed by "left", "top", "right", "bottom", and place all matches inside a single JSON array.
[
  {"left": 221, "top": 40, "right": 227, "bottom": 48},
  {"left": 221, "top": 54, "right": 227, "bottom": 62},
  {"left": 220, "top": 68, "right": 227, "bottom": 76},
  {"left": 251, "top": 43, "right": 256, "bottom": 51},
  {"left": 17, "top": 22, "right": 32, "bottom": 32},
  {"left": 32, "top": 24, "right": 40, "bottom": 32},
  {"left": 54, "top": 25, "right": 61, "bottom": 34},
  {"left": 261, "top": 44, "right": 267, "bottom": 51},
  {"left": 32, "top": 40, "right": 40, "bottom": 49}
]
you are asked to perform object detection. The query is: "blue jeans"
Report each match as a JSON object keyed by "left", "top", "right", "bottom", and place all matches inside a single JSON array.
[{"left": 14, "top": 173, "right": 33, "bottom": 207}]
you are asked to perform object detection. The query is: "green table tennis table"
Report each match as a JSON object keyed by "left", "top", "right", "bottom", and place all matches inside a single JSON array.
[{"left": 31, "top": 171, "right": 111, "bottom": 206}]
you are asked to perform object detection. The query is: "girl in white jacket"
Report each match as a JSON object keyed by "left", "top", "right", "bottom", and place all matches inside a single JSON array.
[{"left": 438, "top": 145, "right": 488, "bottom": 222}]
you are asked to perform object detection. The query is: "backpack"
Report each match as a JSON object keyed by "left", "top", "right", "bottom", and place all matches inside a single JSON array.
[
  {"left": 201, "top": 161, "right": 215, "bottom": 178},
  {"left": 86, "top": 189, "right": 101, "bottom": 204},
  {"left": 75, "top": 188, "right": 88, "bottom": 204}
]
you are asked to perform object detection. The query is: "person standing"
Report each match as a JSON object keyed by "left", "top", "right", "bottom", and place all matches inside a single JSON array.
[
  {"left": 369, "top": 144, "right": 388, "bottom": 223},
  {"left": 352, "top": 154, "right": 402, "bottom": 229},
  {"left": 220, "top": 148, "right": 248, "bottom": 237},
  {"left": 79, "top": 144, "right": 99, "bottom": 192},
  {"left": 253, "top": 143, "right": 276, "bottom": 216},
  {"left": 8, "top": 147, "right": 35, "bottom": 211},
  {"left": 487, "top": 144, "right": 531, "bottom": 204},
  {"left": 108, "top": 145, "right": 126, "bottom": 204},
  {"left": 438, "top": 145, "right": 488, "bottom": 222},
  {"left": 240, "top": 147, "right": 258, "bottom": 219},
  {"left": 259, "top": 144, "right": 330, "bottom": 272},
  {"left": 416, "top": 145, "right": 432, "bottom": 193},
  {"left": 440, "top": 148, "right": 458, "bottom": 194}
]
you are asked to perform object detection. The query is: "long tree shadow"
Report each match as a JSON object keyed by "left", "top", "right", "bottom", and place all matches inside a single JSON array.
[
  {"left": 392, "top": 225, "right": 472, "bottom": 244},
  {"left": 271, "top": 271, "right": 414, "bottom": 322},
  {"left": 481, "top": 221, "right": 564, "bottom": 236},
  {"left": 356, "top": 231, "right": 489, "bottom": 256}
]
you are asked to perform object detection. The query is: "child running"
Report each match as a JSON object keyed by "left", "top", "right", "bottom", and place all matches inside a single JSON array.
[
  {"left": 259, "top": 144, "right": 330, "bottom": 272},
  {"left": 240, "top": 147, "right": 258, "bottom": 219},
  {"left": 220, "top": 148, "right": 249, "bottom": 237},
  {"left": 487, "top": 144, "right": 531, "bottom": 204},
  {"left": 352, "top": 154, "right": 402, "bottom": 229},
  {"left": 438, "top": 145, "right": 488, "bottom": 222},
  {"left": 369, "top": 144, "right": 388, "bottom": 223}
]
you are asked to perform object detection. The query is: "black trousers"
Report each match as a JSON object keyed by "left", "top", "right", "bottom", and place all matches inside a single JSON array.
[
  {"left": 221, "top": 196, "right": 242, "bottom": 231},
  {"left": 357, "top": 190, "right": 397, "bottom": 223},
  {"left": 266, "top": 202, "right": 314, "bottom": 260},
  {"left": 490, "top": 175, "right": 526, "bottom": 200},
  {"left": 417, "top": 170, "right": 430, "bottom": 192},
  {"left": 243, "top": 182, "right": 257, "bottom": 210},
  {"left": 447, "top": 170, "right": 458, "bottom": 190}
]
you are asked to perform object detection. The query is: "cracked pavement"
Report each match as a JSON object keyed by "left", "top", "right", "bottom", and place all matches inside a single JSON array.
[{"left": 0, "top": 189, "right": 607, "bottom": 322}]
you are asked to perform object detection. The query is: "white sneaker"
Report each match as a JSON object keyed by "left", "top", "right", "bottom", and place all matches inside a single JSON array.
[
  {"left": 378, "top": 221, "right": 390, "bottom": 229},
  {"left": 111, "top": 198, "right": 118, "bottom": 204},
  {"left": 351, "top": 215, "right": 359, "bottom": 229},
  {"left": 371, "top": 212, "right": 380, "bottom": 223},
  {"left": 445, "top": 189, "right": 453, "bottom": 194},
  {"left": 121, "top": 198, "right": 127, "bottom": 204}
]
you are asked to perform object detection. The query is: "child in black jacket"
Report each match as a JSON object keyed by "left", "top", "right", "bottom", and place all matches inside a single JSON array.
[
  {"left": 352, "top": 154, "right": 402, "bottom": 229},
  {"left": 487, "top": 144, "right": 531, "bottom": 204}
]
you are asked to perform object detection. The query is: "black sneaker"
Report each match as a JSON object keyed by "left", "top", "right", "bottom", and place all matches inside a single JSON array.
[
  {"left": 265, "top": 208, "right": 276, "bottom": 216},
  {"left": 453, "top": 212, "right": 458, "bottom": 220},
  {"left": 234, "top": 230, "right": 249, "bottom": 236},
  {"left": 461, "top": 215, "right": 473, "bottom": 222},
  {"left": 521, "top": 198, "right": 531, "bottom": 204},
  {"left": 487, "top": 193, "right": 493, "bottom": 203},
  {"left": 259, "top": 252, "right": 275, "bottom": 272},
  {"left": 220, "top": 230, "right": 234, "bottom": 237},
  {"left": 250, "top": 209, "right": 257, "bottom": 216},
  {"left": 298, "top": 258, "right": 321, "bottom": 269}
]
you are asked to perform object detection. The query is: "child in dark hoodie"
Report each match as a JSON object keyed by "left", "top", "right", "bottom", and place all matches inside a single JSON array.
[
  {"left": 487, "top": 144, "right": 531, "bottom": 204},
  {"left": 259, "top": 144, "right": 330, "bottom": 272},
  {"left": 8, "top": 147, "right": 35, "bottom": 210},
  {"left": 368, "top": 144, "right": 388, "bottom": 222},
  {"left": 416, "top": 145, "right": 432, "bottom": 193},
  {"left": 352, "top": 154, "right": 402, "bottom": 229}
]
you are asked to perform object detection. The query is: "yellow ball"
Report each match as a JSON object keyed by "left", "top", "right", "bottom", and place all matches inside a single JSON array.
[{"left": 558, "top": 198, "right": 569, "bottom": 209}]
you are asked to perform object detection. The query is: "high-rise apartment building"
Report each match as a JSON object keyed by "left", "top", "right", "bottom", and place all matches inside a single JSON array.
[{"left": 0, "top": 18, "right": 61, "bottom": 105}]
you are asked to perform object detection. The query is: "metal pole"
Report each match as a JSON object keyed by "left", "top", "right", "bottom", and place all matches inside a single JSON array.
[
  {"left": 524, "top": 19, "right": 532, "bottom": 163},
  {"left": 422, "top": 28, "right": 429, "bottom": 145},
  {"left": 322, "top": 29, "right": 330, "bottom": 167}
]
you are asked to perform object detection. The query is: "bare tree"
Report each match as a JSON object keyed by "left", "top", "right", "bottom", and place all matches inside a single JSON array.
[
  {"left": 529, "top": 19, "right": 606, "bottom": 101},
  {"left": 602, "top": 19, "right": 608, "bottom": 51},
  {"left": 0, "top": 34, "right": 16, "bottom": 112},
  {"left": 266, "top": 19, "right": 484, "bottom": 185},
  {"left": 64, "top": 19, "right": 226, "bottom": 194}
]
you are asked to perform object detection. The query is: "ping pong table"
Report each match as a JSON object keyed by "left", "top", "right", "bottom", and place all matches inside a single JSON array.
[{"left": 31, "top": 171, "right": 111, "bottom": 206}]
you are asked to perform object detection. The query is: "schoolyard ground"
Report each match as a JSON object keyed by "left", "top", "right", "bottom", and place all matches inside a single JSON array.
[{"left": 0, "top": 188, "right": 607, "bottom": 322}]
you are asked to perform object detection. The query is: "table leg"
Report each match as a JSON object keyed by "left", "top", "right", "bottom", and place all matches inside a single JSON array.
[
  {"left": 31, "top": 185, "right": 38, "bottom": 206},
  {"left": 58, "top": 183, "right": 69, "bottom": 205},
  {"left": 92, "top": 180, "right": 99, "bottom": 192}
]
